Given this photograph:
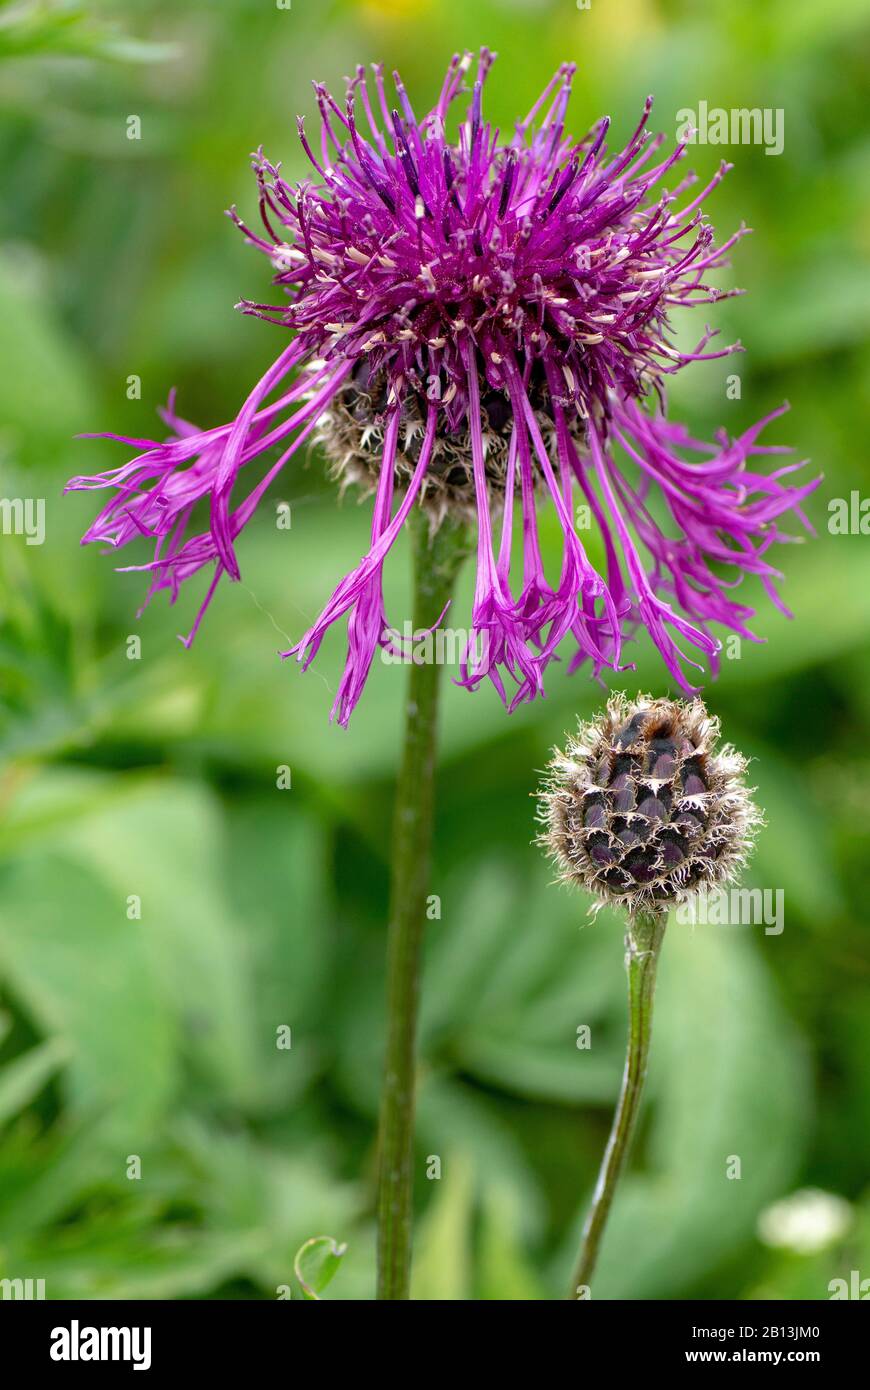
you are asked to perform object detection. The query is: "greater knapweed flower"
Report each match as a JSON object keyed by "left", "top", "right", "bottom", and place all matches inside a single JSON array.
[
  {"left": 539, "top": 693, "right": 760, "bottom": 917},
  {"left": 66, "top": 51, "right": 817, "bottom": 725}
]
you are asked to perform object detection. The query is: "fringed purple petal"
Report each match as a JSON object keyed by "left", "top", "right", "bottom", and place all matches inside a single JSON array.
[{"left": 285, "top": 405, "right": 439, "bottom": 726}]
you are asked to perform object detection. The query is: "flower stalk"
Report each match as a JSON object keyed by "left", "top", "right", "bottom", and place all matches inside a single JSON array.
[
  {"left": 569, "top": 908, "right": 666, "bottom": 1298},
  {"left": 539, "top": 696, "right": 761, "bottom": 1298},
  {"left": 376, "top": 509, "right": 467, "bottom": 1301}
]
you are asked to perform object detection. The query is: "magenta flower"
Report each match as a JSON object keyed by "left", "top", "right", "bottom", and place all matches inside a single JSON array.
[{"left": 67, "top": 51, "right": 817, "bottom": 725}]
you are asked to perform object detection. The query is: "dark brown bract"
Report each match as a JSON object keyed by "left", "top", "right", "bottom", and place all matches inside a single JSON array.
[{"left": 312, "top": 360, "right": 585, "bottom": 526}]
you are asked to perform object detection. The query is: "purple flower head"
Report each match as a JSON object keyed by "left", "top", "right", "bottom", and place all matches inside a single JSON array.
[{"left": 66, "top": 51, "right": 817, "bottom": 725}]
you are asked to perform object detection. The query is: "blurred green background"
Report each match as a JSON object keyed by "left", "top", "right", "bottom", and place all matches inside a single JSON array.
[{"left": 1, "top": 0, "right": 869, "bottom": 1300}]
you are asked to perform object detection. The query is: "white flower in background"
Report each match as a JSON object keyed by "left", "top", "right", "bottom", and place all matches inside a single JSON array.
[{"left": 757, "top": 1188, "right": 853, "bottom": 1255}]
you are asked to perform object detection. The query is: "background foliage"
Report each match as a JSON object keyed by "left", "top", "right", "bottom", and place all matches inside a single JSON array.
[{"left": 0, "top": 0, "right": 868, "bottom": 1300}]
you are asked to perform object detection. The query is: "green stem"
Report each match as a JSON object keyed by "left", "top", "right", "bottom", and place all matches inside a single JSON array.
[
  {"left": 376, "top": 510, "right": 467, "bottom": 1301},
  {"left": 569, "top": 909, "right": 667, "bottom": 1299}
]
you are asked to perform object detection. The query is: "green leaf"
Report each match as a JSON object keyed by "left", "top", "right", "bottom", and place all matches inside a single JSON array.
[
  {"left": 0, "top": 852, "right": 177, "bottom": 1134},
  {"left": 476, "top": 1184, "right": 546, "bottom": 1301},
  {"left": 417, "top": 1077, "right": 546, "bottom": 1243},
  {"left": 0, "top": 769, "right": 264, "bottom": 1112},
  {"left": 0, "top": 2, "right": 174, "bottom": 65},
  {"left": 0, "top": 249, "right": 92, "bottom": 450},
  {"left": 293, "top": 1236, "right": 347, "bottom": 1301},
  {"left": 0, "top": 1037, "right": 70, "bottom": 1125},
  {"left": 422, "top": 859, "right": 628, "bottom": 1105},
  {"left": 410, "top": 1155, "right": 474, "bottom": 1301},
  {"left": 220, "top": 797, "right": 332, "bottom": 1108}
]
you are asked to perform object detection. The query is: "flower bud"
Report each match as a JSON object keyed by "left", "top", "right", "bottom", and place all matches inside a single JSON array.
[{"left": 540, "top": 694, "right": 761, "bottom": 916}]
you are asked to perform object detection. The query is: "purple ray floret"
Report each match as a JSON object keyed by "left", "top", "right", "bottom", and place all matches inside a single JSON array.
[{"left": 66, "top": 50, "right": 818, "bottom": 725}]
